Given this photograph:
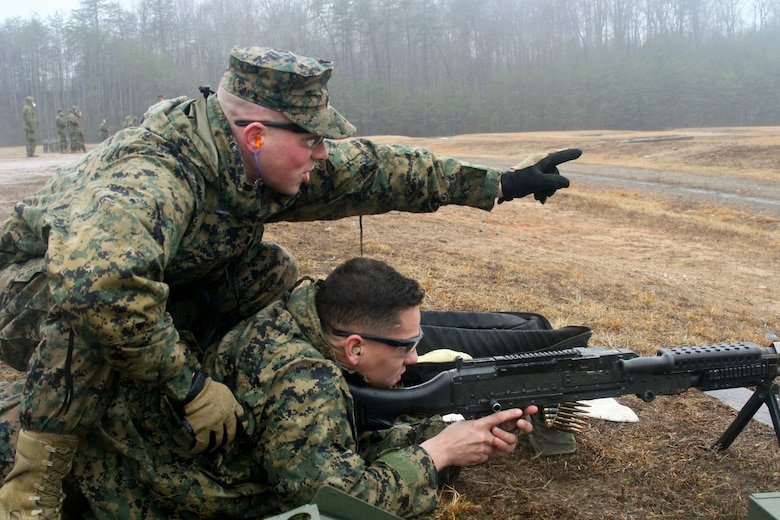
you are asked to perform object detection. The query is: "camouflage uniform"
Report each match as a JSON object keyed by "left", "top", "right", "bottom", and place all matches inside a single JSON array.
[
  {"left": 22, "top": 97, "right": 37, "bottom": 158},
  {"left": 90, "top": 281, "right": 439, "bottom": 517},
  {"left": 0, "top": 282, "right": 445, "bottom": 518},
  {"left": 56, "top": 110, "right": 69, "bottom": 153},
  {"left": 99, "top": 118, "right": 109, "bottom": 141},
  {"left": 0, "top": 46, "right": 500, "bottom": 518},
  {"left": 0, "top": 92, "right": 500, "bottom": 432},
  {"left": 67, "top": 106, "right": 86, "bottom": 152}
]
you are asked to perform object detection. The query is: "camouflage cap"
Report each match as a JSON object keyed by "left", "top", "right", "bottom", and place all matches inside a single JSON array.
[{"left": 220, "top": 46, "right": 355, "bottom": 139}]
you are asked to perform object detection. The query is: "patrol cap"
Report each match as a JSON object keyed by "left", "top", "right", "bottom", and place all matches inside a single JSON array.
[{"left": 220, "top": 46, "right": 355, "bottom": 139}]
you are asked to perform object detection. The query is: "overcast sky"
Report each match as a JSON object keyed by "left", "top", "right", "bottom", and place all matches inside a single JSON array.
[{"left": 1, "top": 0, "right": 134, "bottom": 21}]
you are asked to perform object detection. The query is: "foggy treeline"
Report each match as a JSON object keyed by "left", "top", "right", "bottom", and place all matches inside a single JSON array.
[{"left": 3, "top": 0, "right": 780, "bottom": 147}]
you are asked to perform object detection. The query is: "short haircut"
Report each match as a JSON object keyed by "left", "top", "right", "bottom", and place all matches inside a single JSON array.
[{"left": 316, "top": 257, "right": 424, "bottom": 335}]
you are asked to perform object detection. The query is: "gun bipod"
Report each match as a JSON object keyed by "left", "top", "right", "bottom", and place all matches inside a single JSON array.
[{"left": 711, "top": 380, "right": 780, "bottom": 451}]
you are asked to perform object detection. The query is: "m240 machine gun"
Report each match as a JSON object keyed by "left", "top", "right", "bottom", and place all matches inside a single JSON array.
[{"left": 350, "top": 342, "right": 780, "bottom": 450}]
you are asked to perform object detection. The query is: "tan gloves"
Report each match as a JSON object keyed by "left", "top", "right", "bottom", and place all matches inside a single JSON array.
[{"left": 179, "top": 372, "right": 248, "bottom": 454}]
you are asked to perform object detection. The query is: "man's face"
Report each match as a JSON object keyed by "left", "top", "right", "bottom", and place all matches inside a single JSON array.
[
  {"left": 353, "top": 306, "right": 421, "bottom": 388},
  {"left": 249, "top": 122, "right": 329, "bottom": 196}
]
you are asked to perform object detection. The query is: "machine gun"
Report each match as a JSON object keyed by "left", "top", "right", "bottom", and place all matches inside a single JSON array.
[{"left": 349, "top": 342, "right": 780, "bottom": 450}]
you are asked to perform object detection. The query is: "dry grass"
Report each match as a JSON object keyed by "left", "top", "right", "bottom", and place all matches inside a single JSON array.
[
  {"left": 264, "top": 127, "right": 780, "bottom": 519},
  {"left": 389, "top": 127, "right": 780, "bottom": 182},
  {"left": 264, "top": 206, "right": 779, "bottom": 518},
  {"left": 2, "top": 127, "right": 780, "bottom": 518}
]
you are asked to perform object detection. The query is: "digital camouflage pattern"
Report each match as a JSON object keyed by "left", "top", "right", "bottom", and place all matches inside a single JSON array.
[
  {"left": 221, "top": 46, "right": 355, "bottom": 139},
  {"left": 0, "top": 91, "right": 500, "bottom": 437},
  {"left": 67, "top": 106, "right": 86, "bottom": 153},
  {"left": 22, "top": 97, "right": 37, "bottom": 158},
  {"left": 0, "top": 282, "right": 445, "bottom": 518},
  {"left": 56, "top": 110, "right": 69, "bottom": 153}
]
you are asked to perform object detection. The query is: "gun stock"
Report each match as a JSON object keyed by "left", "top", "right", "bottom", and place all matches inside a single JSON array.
[{"left": 349, "top": 342, "right": 780, "bottom": 450}]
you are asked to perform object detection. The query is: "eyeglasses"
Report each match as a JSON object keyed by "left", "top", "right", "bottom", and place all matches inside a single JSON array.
[
  {"left": 234, "top": 120, "right": 325, "bottom": 149},
  {"left": 332, "top": 329, "right": 424, "bottom": 357}
]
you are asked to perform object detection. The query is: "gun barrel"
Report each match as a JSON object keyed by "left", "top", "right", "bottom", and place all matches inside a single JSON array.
[{"left": 619, "top": 342, "right": 774, "bottom": 374}]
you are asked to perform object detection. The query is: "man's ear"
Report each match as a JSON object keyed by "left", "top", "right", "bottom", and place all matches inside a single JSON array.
[
  {"left": 240, "top": 122, "right": 264, "bottom": 152},
  {"left": 342, "top": 335, "right": 363, "bottom": 367}
]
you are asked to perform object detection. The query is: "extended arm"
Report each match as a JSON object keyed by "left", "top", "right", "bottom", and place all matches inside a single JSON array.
[
  {"left": 274, "top": 141, "right": 581, "bottom": 222},
  {"left": 271, "top": 138, "right": 502, "bottom": 221}
]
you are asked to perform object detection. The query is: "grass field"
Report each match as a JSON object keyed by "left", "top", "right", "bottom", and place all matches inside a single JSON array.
[{"left": 266, "top": 127, "right": 780, "bottom": 519}]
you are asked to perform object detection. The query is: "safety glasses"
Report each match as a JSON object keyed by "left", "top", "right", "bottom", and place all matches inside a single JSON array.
[
  {"left": 332, "top": 329, "right": 424, "bottom": 357},
  {"left": 234, "top": 120, "right": 325, "bottom": 149}
]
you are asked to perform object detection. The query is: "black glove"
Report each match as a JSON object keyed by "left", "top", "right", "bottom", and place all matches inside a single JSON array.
[{"left": 499, "top": 148, "right": 582, "bottom": 204}]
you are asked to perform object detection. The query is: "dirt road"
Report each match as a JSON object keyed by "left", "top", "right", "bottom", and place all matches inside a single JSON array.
[
  {"left": 566, "top": 162, "right": 780, "bottom": 219},
  {"left": 0, "top": 154, "right": 72, "bottom": 215}
]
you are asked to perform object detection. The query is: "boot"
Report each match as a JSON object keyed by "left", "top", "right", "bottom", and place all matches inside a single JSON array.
[{"left": 0, "top": 430, "right": 78, "bottom": 520}]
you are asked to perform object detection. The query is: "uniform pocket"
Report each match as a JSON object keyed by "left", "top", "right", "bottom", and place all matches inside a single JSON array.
[{"left": 0, "top": 260, "right": 50, "bottom": 370}]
